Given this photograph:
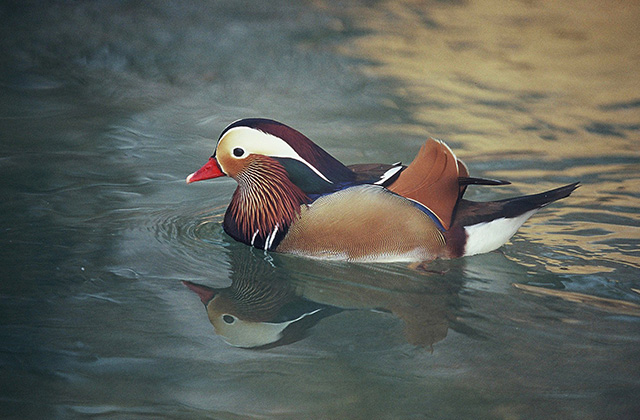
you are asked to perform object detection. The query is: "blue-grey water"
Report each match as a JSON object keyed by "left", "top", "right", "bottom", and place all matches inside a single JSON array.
[{"left": 1, "top": 1, "right": 639, "bottom": 419}]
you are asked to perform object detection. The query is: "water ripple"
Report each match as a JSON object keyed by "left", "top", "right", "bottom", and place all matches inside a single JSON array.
[{"left": 105, "top": 202, "right": 232, "bottom": 282}]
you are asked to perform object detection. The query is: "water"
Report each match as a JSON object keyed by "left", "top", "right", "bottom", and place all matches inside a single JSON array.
[{"left": 1, "top": 1, "right": 638, "bottom": 419}]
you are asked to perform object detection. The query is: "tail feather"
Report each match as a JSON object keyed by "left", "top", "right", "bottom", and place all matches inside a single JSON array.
[
  {"left": 453, "top": 182, "right": 580, "bottom": 227},
  {"left": 449, "top": 182, "right": 580, "bottom": 257},
  {"left": 458, "top": 177, "right": 511, "bottom": 187},
  {"left": 496, "top": 181, "right": 580, "bottom": 206}
]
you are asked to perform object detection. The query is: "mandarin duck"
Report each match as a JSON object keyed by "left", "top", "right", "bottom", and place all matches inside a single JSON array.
[{"left": 187, "top": 118, "right": 578, "bottom": 262}]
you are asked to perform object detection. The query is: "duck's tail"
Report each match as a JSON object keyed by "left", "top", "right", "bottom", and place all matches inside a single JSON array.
[{"left": 445, "top": 182, "right": 580, "bottom": 257}]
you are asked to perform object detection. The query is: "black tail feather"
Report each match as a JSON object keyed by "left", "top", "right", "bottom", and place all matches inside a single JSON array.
[
  {"left": 496, "top": 182, "right": 580, "bottom": 207},
  {"left": 453, "top": 182, "right": 580, "bottom": 227},
  {"left": 458, "top": 177, "right": 511, "bottom": 186}
]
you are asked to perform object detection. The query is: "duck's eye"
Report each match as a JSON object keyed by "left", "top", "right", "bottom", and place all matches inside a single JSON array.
[
  {"left": 232, "top": 147, "right": 245, "bottom": 158},
  {"left": 222, "top": 314, "right": 236, "bottom": 324}
]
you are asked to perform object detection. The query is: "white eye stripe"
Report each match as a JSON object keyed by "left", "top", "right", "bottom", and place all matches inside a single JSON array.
[{"left": 217, "top": 127, "right": 332, "bottom": 183}]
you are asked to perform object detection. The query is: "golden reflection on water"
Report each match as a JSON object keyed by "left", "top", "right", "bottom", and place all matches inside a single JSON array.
[
  {"left": 491, "top": 164, "right": 640, "bottom": 273},
  {"left": 511, "top": 223, "right": 636, "bottom": 275},
  {"left": 334, "top": 0, "right": 640, "bottom": 158}
]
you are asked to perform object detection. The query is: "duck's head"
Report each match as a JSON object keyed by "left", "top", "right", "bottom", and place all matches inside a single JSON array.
[{"left": 186, "top": 118, "right": 355, "bottom": 194}]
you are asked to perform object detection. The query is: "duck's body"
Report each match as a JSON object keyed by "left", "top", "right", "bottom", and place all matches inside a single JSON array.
[{"left": 187, "top": 118, "right": 578, "bottom": 262}]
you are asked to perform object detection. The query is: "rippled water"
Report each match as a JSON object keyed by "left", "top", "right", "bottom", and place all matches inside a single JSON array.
[{"left": 1, "top": 1, "right": 639, "bottom": 419}]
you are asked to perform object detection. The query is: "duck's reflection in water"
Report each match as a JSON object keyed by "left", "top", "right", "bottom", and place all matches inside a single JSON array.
[
  {"left": 184, "top": 247, "right": 468, "bottom": 349},
  {"left": 183, "top": 274, "right": 340, "bottom": 349}
]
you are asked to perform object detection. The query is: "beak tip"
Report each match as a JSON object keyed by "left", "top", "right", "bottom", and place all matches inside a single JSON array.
[{"left": 186, "top": 157, "right": 225, "bottom": 183}]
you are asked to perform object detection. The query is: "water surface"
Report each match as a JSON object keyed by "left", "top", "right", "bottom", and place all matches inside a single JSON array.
[{"left": 1, "top": 1, "right": 639, "bottom": 419}]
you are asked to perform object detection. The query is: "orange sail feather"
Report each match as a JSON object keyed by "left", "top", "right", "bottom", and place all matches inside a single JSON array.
[{"left": 388, "top": 139, "right": 461, "bottom": 230}]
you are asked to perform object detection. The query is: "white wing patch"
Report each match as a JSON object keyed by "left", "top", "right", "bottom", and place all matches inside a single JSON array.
[{"left": 374, "top": 164, "right": 404, "bottom": 185}]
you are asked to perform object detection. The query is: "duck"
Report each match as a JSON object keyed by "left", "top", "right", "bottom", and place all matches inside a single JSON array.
[{"left": 186, "top": 118, "right": 579, "bottom": 262}]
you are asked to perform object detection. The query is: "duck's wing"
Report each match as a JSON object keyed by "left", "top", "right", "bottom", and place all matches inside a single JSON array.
[
  {"left": 348, "top": 141, "right": 511, "bottom": 228},
  {"left": 347, "top": 162, "right": 405, "bottom": 186},
  {"left": 387, "top": 138, "right": 462, "bottom": 230},
  {"left": 276, "top": 185, "right": 446, "bottom": 262}
]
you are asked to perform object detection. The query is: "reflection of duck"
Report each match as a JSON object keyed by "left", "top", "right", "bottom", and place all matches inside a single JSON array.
[
  {"left": 186, "top": 118, "right": 578, "bottom": 262},
  {"left": 281, "top": 256, "right": 466, "bottom": 348},
  {"left": 183, "top": 252, "right": 339, "bottom": 348},
  {"left": 183, "top": 280, "right": 336, "bottom": 348},
  {"left": 184, "top": 248, "right": 466, "bottom": 349}
]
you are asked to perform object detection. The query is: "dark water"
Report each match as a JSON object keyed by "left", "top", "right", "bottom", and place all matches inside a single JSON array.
[{"left": 1, "top": 1, "right": 639, "bottom": 419}]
